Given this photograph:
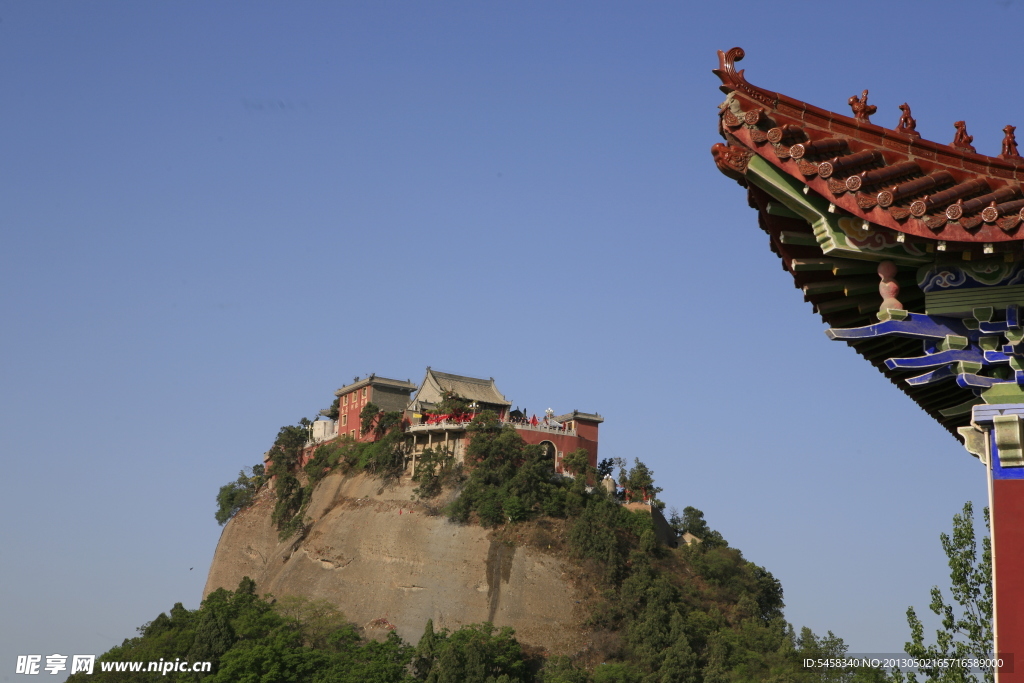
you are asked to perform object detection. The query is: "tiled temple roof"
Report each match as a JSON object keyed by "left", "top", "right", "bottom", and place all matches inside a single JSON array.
[
  {"left": 334, "top": 375, "right": 418, "bottom": 397},
  {"left": 411, "top": 368, "right": 512, "bottom": 410},
  {"left": 709, "top": 47, "right": 1024, "bottom": 439},
  {"left": 554, "top": 411, "right": 604, "bottom": 424},
  {"left": 713, "top": 47, "right": 1024, "bottom": 248}
]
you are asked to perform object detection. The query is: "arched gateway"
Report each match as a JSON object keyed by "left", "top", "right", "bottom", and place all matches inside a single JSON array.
[{"left": 713, "top": 47, "right": 1024, "bottom": 680}]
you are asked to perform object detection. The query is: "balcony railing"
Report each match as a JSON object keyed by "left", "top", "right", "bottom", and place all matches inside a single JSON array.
[
  {"left": 407, "top": 420, "right": 576, "bottom": 437},
  {"left": 510, "top": 422, "right": 577, "bottom": 436}
]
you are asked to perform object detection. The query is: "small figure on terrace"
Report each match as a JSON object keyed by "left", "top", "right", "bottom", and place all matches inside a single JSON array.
[
  {"left": 1001, "top": 125, "right": 1020, "bottom": 159},
  {"left": 896, "top": 103, "right": 920, "bottom": 138},
  {"left": 848, "top": 89, "right": 877, "bottom": 123},
  {"left": 952, "top": 120, "right": 977, "bottom": 153}
]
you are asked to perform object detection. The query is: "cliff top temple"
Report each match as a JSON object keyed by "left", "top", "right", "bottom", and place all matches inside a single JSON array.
[{"left": 308, "top": 367, "right": 602, "bottom": 475}]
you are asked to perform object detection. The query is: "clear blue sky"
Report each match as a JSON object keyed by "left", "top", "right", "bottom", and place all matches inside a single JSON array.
[{"left": 0, "top": 1, "right": 1014, "bottom": 674}]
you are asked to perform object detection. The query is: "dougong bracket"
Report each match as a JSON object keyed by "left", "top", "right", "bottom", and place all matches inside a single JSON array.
[{"left": 827, "top": 304, "right": 1024, "bottom": 396}]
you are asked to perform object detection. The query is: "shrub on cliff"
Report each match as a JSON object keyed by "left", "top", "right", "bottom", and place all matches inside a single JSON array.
[
  {"left": 446, "top": 412, "right": 568, "bottom": 526},
  {"left": 412, "top": 447, "right": 463, "bottom": 500},
  {"left": 271, "top": 473, "right": 310, "bottom": 539},
  {"left": 266, "top": 420, "right": 314, "bottom": 477},
  {"left": 214, "top": 465, "right": 266, "bottom": 525}
]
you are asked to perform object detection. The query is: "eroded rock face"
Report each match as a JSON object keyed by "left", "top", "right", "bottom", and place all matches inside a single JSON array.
[{"left": 204, "top": 472, "right": 585, "bottom": 653}]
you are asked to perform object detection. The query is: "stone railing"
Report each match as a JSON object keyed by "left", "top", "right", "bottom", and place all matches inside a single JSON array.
[
  {"left": 509, "top": 422, "right": 577, "bottom": 437},
  {"left": 407, "top": 420, "right": 576, "bottom": 437},
  {"left": 406, "top": 420, "right": 473, "bottom": 433}
]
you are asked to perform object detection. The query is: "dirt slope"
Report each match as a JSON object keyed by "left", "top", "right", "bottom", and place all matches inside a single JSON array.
[{"left": 204, "top": 472, "right": 588, "bottom": 654}]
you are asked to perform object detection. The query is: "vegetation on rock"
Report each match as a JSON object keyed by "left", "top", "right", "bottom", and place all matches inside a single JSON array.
[
  {"left": 411, "top": 446, "right": 463, "bottom": 500},
  {"left": 214, "top": 466, "right": 265, "bottom": 526},
  {"left": 205, "top": 395, "right": 896, "bottom": 681},
  {"left": 215, "top": 406, "right": 411, "bottom": 539}
]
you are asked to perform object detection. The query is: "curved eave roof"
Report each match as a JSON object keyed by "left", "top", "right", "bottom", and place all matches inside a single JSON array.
[
  {"left": 714, "top": 47, "right": 1024, "bottom": 250},
  {"left": 711, "top": 47, "right": 1003, "bottom": 440},
  {"left": 412, "top": 368, "right": 512, "bottom": 408}
]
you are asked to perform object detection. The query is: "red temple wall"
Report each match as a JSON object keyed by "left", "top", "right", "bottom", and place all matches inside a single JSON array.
[{"left": 514, "top": 429, "right": 597, "bottom": 474}]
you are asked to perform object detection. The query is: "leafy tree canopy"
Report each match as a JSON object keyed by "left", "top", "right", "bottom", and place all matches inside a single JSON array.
[
  {"left": 896, "top": 502, "right": 993, "bottom": 683},
  {"left": 215, "top": 466, "right": 266, "bottom": 526},
  {"left": 668, "top": 506, "right": 727, "bottom": 548},
  {"left": 434, "top": 390, "right": 473, "bottom": 418}
]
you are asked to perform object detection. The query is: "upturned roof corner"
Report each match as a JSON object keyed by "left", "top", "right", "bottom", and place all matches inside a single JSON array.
[{"left": 711, "top": 47, "right": 1024, "bottom": 440}]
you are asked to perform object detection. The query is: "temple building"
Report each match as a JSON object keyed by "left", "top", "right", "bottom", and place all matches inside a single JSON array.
[
  {"left": 405, "top": 367, "right": 601, "bottom": 472},
  {"left": 407, "top": 368, "right": 512, "bottom": 420},
  {"left": 307, "top": 367, "right": 602, "bottom": 474},
  {"left": 335, "top": 374, "right": 418, "bottom": 442},
  {"left": 712, "top": 47, "right": 1024, "bottom": 678}
]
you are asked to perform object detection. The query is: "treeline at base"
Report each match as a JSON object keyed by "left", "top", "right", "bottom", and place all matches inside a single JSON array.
[{"left": 71, "top": 573, "right": 892, "bottom": 683}]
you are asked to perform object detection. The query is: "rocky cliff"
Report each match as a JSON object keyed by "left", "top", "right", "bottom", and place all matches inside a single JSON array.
[{"left": 204, "top": 472, "right": 588, "bottom": 654}]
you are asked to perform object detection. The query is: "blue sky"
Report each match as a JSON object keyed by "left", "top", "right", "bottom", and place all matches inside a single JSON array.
[{"left": 0, "top": 0, "right": 1016, "bottom": 674}]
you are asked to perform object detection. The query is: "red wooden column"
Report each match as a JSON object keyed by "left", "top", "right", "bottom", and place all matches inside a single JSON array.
[
  {"left": 994, "top": 478, "right": 1024, "bottom": 681},
  {"left": 967, "top": 406, "right": 1024, "bottom": 682}
]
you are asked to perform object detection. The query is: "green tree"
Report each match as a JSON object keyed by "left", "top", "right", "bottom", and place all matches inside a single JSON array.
[
  {"left": 539, "top": 655, "right": 589, "bottom": 683},
  {"left": 266, "top": 421, "right": 313, "bottom": 477},
  {"left": 614, "top": 457, "right": 629, "bottom": 492},
  {"left": 360, "top": 402, "right": 382, "bottom": 437},
  {"left": 434, "top": 390, "right": 472, "bottom": 418},
  {"left": 273, "top": 595, "right": 353, "bottom": 650},
  {"left": 669, "top": 506, "right": 727, "bottom": 548},
  {"left": 215, "top": 465, "right": 266, "bottom": 525},
  {"left": 563, "top": 448, "right": 592, "bottom": 479},
  {"left": 623, "top": 458, "right": 663, "bottom": 507},
  {"left": 271, "top": 473, "right": 308, "bottom": 533},
  {"left": 592, "top": 662, "right": 644, "bottom": 682},
  {"left": 304, "top": 441, "right": 346, "bottom": 485},
  {"left": 659, "top": 625, "right": 699, "bottom": 683},
  {"left": 325, "top": 397, "right": 340, "bottom": 421},
  {"left": 796, "top": 627, "right": 890, "bottom": 683},
  {"left": 899, "top": 502, "right": 993, "bottom": 683},
  {"left": 361, "top": 420, "right": 408, "bottom": 479},
  {"left": 503, "top": 495, "right": 527, "bottom": 522},
  {"left": 423, "top": 622, "right": 529, "bottom": 683},
  {"left": 447, "top": 412, "right": 561, "bottom": 526},
  {"left": 413, "top": 619, "right": 440, "bottom": 679},
  {"left": 412, "top": 447, "right": 463, "bottom": 499}
]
